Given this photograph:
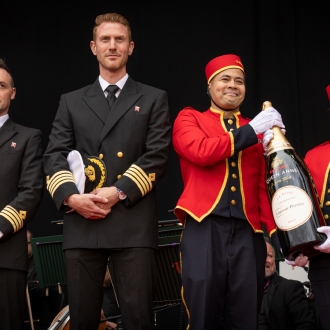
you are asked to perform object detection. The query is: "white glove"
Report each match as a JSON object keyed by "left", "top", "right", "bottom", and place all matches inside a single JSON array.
[
  {"left": 249, "top": 107, "right": 284, "bottom": 135},
  {"left": 262, "top": 128, "right": 287, "bottom": 154},
  {"left": 262, "top": 129, "right": 274, "bottom": 154},
  {"left": 285, "top": 254, "right": 309, "bottom": 267},
  {"left": 314, "top": 226, "right": 330, "bottom": 253}
]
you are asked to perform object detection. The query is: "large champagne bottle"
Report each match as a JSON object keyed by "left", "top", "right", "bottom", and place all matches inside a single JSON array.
[{"left": 264, "top": 101, "right": 326, "bottom": 261}]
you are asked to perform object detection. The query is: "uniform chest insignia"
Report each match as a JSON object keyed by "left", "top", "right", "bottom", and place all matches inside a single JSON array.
[
  {"left": 84, "top": 157, "right": 107, "bottom": 191},
  {"left": 85, "top": 165, "right": 96, "bottom": 182},
  {"left": 20, "top": 210, "right": 27, "bottom": 220},
  {"left": 67, "top": 151, "right": 107, "bottom": 194}
]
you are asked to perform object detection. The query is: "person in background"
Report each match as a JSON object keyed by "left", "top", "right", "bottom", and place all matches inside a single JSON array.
[
  {"left": 258, "top": 238, "right": 317, "bottom": 329},
  {"left": 172, "top": 54, "right": 284, "bottom": 329},
  {"left": 0, "top": 59, "right": 43, "bottom": 330},
  {"left": 43, "top": 12, "right": 171, "bottom": 330}
]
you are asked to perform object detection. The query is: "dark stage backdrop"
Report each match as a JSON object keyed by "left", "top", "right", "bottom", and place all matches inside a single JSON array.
[{"left": 1, "top": 1, "right": 330, "bottom": 238}]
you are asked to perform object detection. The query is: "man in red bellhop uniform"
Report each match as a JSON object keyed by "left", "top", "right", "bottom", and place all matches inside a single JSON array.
[
  {"left": 290, "top": 84, "right": 330, "bottom": 330},
  {"left": 172, "top": 54, "right": 285, "bottom": 329}
]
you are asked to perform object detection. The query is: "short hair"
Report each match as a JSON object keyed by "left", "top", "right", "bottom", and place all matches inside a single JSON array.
[
  {"left": 93, "top": 13, "right": 132, "bottom": 42},
  {"left": 0, "top": 59, "right": 14, "bottom": 87},
  {"left": 264, "top": 237, "right": 275, "bottom": 253}
]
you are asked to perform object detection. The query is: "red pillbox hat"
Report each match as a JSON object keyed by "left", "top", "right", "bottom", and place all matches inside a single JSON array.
[
  {"left": 326, "top": 85, "right": 330, "bottom": 101},
  {"left": 205, "top": 54, "right": 245, "bottom": 83}
]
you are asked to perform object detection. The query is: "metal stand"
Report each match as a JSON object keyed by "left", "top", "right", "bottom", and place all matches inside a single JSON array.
[{"left": 26, "top": 285, "right": 35, "bottom": 330}]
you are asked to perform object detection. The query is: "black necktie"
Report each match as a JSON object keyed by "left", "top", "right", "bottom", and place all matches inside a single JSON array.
[{"left": 105, "top": 85, "right": 119, "bottom": 111}]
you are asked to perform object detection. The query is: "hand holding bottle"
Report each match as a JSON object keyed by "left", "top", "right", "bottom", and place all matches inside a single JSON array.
[
  {"left": 249, "top": 107, "right": 284, "bottom": 135},
  {"left": 314, "top": 226, "right": 330, "bottom": 253},
  {"left": 294, "top": 254, "right": 309, "bottom": 266},
  {"left": 285, "top": 254, "right": 309, "bottom": 267},
  {"left": 262, "top": 128, "right": 287, "bottom": 154},
  {"left": 263, "top": 101, "right": 325, "bottom": 260}
]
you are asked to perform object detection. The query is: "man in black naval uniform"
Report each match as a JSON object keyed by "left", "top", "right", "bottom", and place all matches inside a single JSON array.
[
  {"left": 43, "top": 13, "right": 171, "bottom": 330},
  {"left": 0, "top": 59, "right": 43, "bottom": 329}
]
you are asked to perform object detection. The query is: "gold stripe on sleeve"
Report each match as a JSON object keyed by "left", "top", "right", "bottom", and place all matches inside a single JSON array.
[
  {"left": 47, "top": 171, "right": 76, "bottom": 197},
  {"left": 123, "top": 173, "right": 146, "bottom": 196},
  {"left": 130, "top": 165, "right": 152, "bottom": 190},
  {"left": 123, "top": 164, "right": 153, "bottom": 196},
  {"left": 0, "top": 205, "right": 24, "bottom": 232}
]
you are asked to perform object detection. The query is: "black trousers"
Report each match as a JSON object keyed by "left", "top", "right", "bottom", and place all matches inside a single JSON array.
[
  {"left": 180, "top": 215, "right": 266, "bottom": 330},
  {"left": 309, "top": 258, "right": 330, "bottom": 330},
  {"left": 65, "top": 247, "right": 157, "bottom": 330},
  {"left": 0, "top": 268, "right": 27, "bottom": 330}
]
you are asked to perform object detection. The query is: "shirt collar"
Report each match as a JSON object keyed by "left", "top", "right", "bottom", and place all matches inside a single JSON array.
[
  {"left": 0, "top": 114, "right": 9, "bottom": 128},
  {"left": 98, "top": 74, "right": 129, "bottom": 94},
  {"left": 210, "top": 107, "right": 241, "bottom": 117}
]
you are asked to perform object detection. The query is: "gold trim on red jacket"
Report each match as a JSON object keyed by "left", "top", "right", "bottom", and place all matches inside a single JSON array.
[{"left": 173, "top": 107, "right": 276, "bottom": 235}]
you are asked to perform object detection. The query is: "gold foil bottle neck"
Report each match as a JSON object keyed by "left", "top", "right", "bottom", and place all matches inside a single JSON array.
[{"left": 262, "top": 101, "right": 293, "bottom": 156}]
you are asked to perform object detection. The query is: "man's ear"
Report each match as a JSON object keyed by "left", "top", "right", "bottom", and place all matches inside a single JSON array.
[
  {"left": 128, "top": 41, "right": 134, "bottom": 56},
  {"left": 11, "top": 87, "right": 16, "bottom": 100},
  {"left": 207, "top": 84, "right": 211, "bottom": 96},
  {"left": 90, "top": 41, "right": 97, "bottom": 55}
]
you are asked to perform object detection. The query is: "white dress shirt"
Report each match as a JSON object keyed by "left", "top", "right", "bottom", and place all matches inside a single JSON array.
[
  {"left": 0, "top": 114, "right": 9, "bottom": 128},
  {"left": 98, "top": 74, "right": 129, "bottom": 98}
]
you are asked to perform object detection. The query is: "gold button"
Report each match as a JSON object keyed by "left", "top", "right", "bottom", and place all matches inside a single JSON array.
[
  {"left": 99, "top": 153, "right": 104, "bottom": 160},
  {"left": 117, "top": 152, "right": 123, "bottom": 158},
  {"left": 231, "top": 186, "right": 236, "bottom": 192},
  {"left": 228, "top": 119, "right": 233, "bottom": 125},
  {"left": 231, "top": 200, "right": 236, "bottom": 205},
  {"left": 324, "top": 214, "right": 329, "bottom": 220},
  {"left": 230, "top": 128, "right": 234, "bottom": 132},
  {"left": 231, "top": 162, "right": 236, "bottom": 167},
  {"left": 328, "top": 188, "right": 330, "bottom": 194},
  {"left": 326, "top": 201, "right": 330, "bottom": 207},
  {"left": 232, "top": 174, "right": 237, "bottom": 179},
  {"left": 117, "top": 174, "right": 122, "bottom": 179}
]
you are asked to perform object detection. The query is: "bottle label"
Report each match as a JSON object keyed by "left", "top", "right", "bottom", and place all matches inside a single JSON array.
[{"left": 271, "top": 185, "right": 313, "bottom": 230}]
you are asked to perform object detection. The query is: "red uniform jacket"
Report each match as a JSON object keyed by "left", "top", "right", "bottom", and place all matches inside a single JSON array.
[
  {"left": 304, "top": 141, "right": 330, "bottom": 225},
  {"left": 172, "top": 107, "right": 276, "bottom": 235}
]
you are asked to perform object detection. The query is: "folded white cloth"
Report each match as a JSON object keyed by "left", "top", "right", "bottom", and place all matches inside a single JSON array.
[{"left": 67, "top": 150, "right": 86, "bottom": 194}]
